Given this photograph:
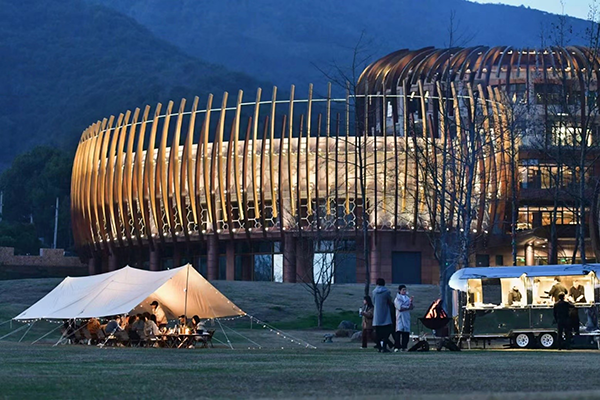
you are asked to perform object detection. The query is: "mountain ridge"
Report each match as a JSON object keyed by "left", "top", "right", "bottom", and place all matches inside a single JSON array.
[
  {"left": 0, "top": 0, "right": 268, "bottom": 170},
  {"left": 85, "top": 0, "right": 593, "bottom": 89}
]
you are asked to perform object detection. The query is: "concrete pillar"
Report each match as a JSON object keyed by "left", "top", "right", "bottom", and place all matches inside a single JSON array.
[
  {"left": 242, "top": 254, "right": 252, "bottom": 281},
  {"left": 525, "top": 243, "right": 535, "bottom": 266},
  {"left": 369, "top": 235, "right": 380, "bottom": 284},
  {"left": 296, "top": 238, "right": 313, "bottom": 283},
  {"left": 149, "top": 247, "right": 161, "bottom": 271},
  {"left": 108, "top": 251, "right": 119, "bottom": 271},
  {"left": 283, "top": 234, "right": 296, "bottom": 283},
  {"left": 207, "top": 234, "right": 219, "bottom": 280},
  {"left": 88, "top": 256, "right": 101, "bottom": 275},
  {"left": 226, "top": 241, "right": 235, "bottom": 281}
]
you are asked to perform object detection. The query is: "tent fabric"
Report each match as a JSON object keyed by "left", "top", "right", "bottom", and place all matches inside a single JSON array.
[
  {"left": 14, "top": 265, "right": 245, "bottom": 321},
  {"left": 449, "top": 264, "right": 600, "bottom": 291}
]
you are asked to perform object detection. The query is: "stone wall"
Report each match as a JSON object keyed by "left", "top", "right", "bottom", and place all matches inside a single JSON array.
[{"left": 0, "top": 247, "right": 87, "bottom": 279}]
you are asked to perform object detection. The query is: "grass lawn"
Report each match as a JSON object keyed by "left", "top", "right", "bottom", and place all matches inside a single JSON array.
[
  {"left": 1, "top": 343, "right": 600, "bottom": 399},
  {"left": 2, "top": 278, "right": 600, "bottom": 399}
]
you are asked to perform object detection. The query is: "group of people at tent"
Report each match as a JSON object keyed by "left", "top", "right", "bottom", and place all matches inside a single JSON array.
[
  {"left": 61, "top": 308, "right": 214, "bottom": 348},
  {"left": 14, "top": 265, "right": 245, "bottom": 348}
]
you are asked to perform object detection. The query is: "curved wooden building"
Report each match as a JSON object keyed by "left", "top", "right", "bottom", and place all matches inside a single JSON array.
[{"left": 72, "top": 46, "right": 600, "bottom": 283}]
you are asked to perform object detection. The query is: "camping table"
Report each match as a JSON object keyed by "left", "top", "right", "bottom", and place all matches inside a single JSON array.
[
  {"left": 175, "top": 334, "right": 196, "bottom": 349},
  {"left": 156, "top": 333, "right": 203, "bottom": 348}
]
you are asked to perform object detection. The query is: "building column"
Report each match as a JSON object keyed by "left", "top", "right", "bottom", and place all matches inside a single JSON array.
[
  {"left": 525, "top": 243, "right": 535, "bottom": 266},
  {"left": 242, "top": 254, "right": 252, "bottom": 281},
  {"left": 369, "top": 235, "right": 380, "bottom": 284},
  {"left": 108, "top": 251, "right": 119, "bottom": 272},
  {"left": 226, "top": 241, "right": 235, "bottom": 281},
  {"left": 296, "top": 238, "right": 313, "bottom": 283},
  {"left": 149, "top": 247, "right": 161, "bottom": 271},
  {"left": 88, "top": 256, "right": 101, "bottom": 275},
  {"left": 283, "top": 234, "right": 296, "bottom": 283},
  {"left": 207, "top": 234, "right": 219, "bottom": 280}
]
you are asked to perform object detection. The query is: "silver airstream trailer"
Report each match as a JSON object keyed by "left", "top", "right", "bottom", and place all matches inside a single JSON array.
[{"left": 449, "top": 264, "right": 600, "bottom": 349}]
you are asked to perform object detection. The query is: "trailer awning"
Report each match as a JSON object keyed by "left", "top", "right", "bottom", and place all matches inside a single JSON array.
[{"left": 449, "top": 264, "right": 600, "bottom": 291}]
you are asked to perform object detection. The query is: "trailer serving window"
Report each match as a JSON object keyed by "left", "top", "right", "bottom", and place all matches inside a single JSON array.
[
  {"left": 531, "top": 275, "right": 595, "bottom": 306},
  {"left": 466, "top": 279, "right": 482, "bottom": 308},
  {"left": 501, "top": 277, "right": 527, "bottom": 307},
  {"left": 466, "top": 278, "right": 503, "bottom": 308}
]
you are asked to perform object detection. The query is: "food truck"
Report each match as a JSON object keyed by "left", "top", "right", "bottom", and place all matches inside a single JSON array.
[{"left": 448, "top": 264, "right": 600, "bottom": 349}]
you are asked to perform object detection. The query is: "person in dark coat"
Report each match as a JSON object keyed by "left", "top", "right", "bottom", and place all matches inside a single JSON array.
[
  {"left": 372, "top": 278, "right": 395, "bottom": 352},
  {"left": 554, "top": 293, "right": 574, "bottom": 350}
]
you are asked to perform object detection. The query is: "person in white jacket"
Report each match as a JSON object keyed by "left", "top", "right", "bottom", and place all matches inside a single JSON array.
[{"left": 394, "top": 285, "right": 414, "bottom": 352}]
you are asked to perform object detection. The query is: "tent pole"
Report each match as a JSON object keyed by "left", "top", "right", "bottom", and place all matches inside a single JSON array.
[
  {"left": 53, "top": 322, "right": 89, "bottom": 347},
  {"left": 184, "top": 264, "right": 190, "bottom": 317},
  {"left": 0, "top": 324, "right": 29, "bottom": 341},
  {"left": 31, "top": 324, "right": 62, "bottom": 345},
  {"left": 18, "top": 322, "right": 35, "bottom": 343},
  {"left": 53, "top": 328, "right": 68, "bottom": 347}
]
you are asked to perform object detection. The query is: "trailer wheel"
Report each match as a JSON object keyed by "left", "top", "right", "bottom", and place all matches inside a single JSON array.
[
  {"left": 538, "top": 333, "right": 556, "bottom": 349},
  {"left": 514, "top": 333, "right": 532, "bottom": 348}
]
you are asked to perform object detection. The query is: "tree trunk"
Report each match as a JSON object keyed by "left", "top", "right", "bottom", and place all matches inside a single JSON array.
[{"left": 317, "top": 304, "right": 323, "bottom": 328}]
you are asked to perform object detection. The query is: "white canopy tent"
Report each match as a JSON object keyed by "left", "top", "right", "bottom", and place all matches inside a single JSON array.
[{"left": 14, "top": 264, "right": 245, "bottom": 321}]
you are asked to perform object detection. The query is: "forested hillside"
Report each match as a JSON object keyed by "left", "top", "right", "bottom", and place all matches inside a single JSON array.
[
  {"left": 0, "top": 0, "right": 266, "bottom": 170},
  {"left": 87, "top": 0, "right": 592, "bottom": 89}
]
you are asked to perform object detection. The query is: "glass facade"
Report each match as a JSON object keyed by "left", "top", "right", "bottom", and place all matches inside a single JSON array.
[
  {"left": 517, "top": 206, "right": 580, "bottom": 230},
  {"left": 519, "top": 160, "right": 591, "bottom": 190}
]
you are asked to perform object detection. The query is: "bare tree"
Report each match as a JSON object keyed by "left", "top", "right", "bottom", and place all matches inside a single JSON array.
[
  {"left": 294, "top": 235, "right": 351, "bottom": 328},
  {"left": 313, "top": 32, "right": 377, "bottom": 297}
]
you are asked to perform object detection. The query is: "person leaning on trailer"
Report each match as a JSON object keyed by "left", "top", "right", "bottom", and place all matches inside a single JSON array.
[{"left": 553, "top": 293, "right": 574, "bottom": 350}]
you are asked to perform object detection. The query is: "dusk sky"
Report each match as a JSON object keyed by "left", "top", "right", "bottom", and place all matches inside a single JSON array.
[{"left": 471, "top": 0, "right": 591, "bottom": 20}]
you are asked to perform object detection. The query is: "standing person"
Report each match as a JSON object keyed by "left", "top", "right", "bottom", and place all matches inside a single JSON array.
[
  {"left": 150, "top": 300, "right": 168, "bottom": 328},
  {"left": 554, "top": 293, "right": 574, "bottom": 350},
  {"left": 569, "top": 280, "right": 586, "bottom": 303},
  {"left": 547, "top": 277, "right": 567, "bottom": 303},
  {"left": 372, "top": 278, "right": 395, "bottom": 353},
  {"left": 359, "top": 296, "right": 374, "bottom": 349},
  {"left": 394, "top": 285, "right": 414, "bottom": 352}
]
